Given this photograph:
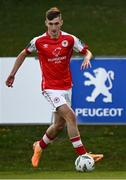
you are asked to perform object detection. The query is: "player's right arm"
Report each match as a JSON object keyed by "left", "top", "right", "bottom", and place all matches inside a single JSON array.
[
  {"left": 6, "top": 37, "right": 37, "bottom": 88},
  {"left": 5, "top": 49, "right": 27, "bottom": 87}
]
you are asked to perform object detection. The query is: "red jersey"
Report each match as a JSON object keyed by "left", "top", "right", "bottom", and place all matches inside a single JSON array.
[{"left": 25, "top": 31, "right": 88, "bottom": 90}]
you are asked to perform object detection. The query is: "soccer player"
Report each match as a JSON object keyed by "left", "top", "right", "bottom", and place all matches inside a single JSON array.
[{"left": 6, "top": 7, "right": 103, "bottom": 168}]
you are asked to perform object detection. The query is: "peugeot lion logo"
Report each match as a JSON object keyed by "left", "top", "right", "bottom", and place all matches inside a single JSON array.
[{"left": 84, "top": 67, "right": 114, "bottom": 103}]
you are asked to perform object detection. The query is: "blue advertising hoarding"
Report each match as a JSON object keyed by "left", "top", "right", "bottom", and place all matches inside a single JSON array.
[{"left": 71, "top": 57, "right": 126, "bottom": 124}]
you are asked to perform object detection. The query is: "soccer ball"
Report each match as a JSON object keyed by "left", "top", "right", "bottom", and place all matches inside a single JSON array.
[{"left": 75, "top": 154, "right": 95, "bottom": 172}]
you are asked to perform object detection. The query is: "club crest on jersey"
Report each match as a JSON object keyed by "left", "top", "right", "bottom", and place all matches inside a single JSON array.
[
  {"left": 62, "top": 40, "right": 68, "bottom": 47},
  {"left": 54, "top": 97, "right": 60, "bottom": 103}
]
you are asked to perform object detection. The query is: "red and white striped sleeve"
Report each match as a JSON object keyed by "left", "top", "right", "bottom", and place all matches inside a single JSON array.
[
  {"left": 72, "top": 35, "right": 88, "bottom": 55},
  {"left": 25, "top": 37, "right": 37, "bottom": 54}
]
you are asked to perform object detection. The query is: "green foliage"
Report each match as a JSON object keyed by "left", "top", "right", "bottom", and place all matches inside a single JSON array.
[{"left": 1, "top": 0, "right": 126, "bottom": 56}]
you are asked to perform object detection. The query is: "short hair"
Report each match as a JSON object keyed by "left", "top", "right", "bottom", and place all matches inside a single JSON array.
[{"left": 46, "top": 7, "right": 62, "bottom": 20}]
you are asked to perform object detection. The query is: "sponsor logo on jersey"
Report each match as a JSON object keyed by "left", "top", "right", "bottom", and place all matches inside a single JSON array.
[
  {"left": 48, "top": 56, "right": 67, "bottom": 64},
  {"left": 52, "top": 47, "right": 61, "bottom": 57},
  {"left": 49, "top": 47, "right": 66, "bottom": 63}
]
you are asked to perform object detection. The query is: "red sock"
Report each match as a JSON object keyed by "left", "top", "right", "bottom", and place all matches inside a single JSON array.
[
  {"left": 39, "top": 132, "right": 54, "bottom": 149},
  {"left": 70, "top": 136, "right": 87, "bottom": 155}
]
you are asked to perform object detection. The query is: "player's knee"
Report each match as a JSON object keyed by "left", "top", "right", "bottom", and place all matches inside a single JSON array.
[
  {"left": 66, "top": 110, "right": 76, "bottom": 122},
  {"left": 58, "top": 104, "right": 76, "bottom": 122},
  {"left": 54, "top": 123, "right": 65, "bottom": 131}
]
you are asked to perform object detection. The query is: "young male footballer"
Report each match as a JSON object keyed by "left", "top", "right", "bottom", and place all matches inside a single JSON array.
[{"left": 6, "top": 7, "right": 103, "bottom": 168}]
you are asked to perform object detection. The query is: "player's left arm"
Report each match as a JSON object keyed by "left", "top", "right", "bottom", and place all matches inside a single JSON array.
[
  {"left": 80, "top": 49, "right": 92, "bottom": 70},
  {"left": 72, "top": 35, "right": 93, "bottom": 70}
]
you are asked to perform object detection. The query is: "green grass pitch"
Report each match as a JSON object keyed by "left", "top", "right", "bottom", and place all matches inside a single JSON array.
[
  {"left": 0, "top": 125, "right": 126, "bottom": 179},
  {"left": 0, "top": 171, "right": 126, "bottom": 179}
]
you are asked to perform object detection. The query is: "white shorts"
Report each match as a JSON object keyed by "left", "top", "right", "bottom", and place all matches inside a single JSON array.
[{"left": 42, "top": 89, "right": 72, "bottom": 112}]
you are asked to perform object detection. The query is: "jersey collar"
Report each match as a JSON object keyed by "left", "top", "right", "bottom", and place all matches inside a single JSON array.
[{"left": 46, "top": 31, "right": 62, "bottom": 40}]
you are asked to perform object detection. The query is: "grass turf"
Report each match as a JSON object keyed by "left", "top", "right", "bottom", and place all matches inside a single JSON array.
[
  {"left": 0, "top": 171, "right": 126, "bottom": 179},
  {"left": 0, "top": 125, "right": 126, "bottom": 178}
]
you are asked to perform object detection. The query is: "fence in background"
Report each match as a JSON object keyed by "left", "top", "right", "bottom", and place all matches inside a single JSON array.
[{"left": 0, "top": 57, "right": 126, "bottom": 124}]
